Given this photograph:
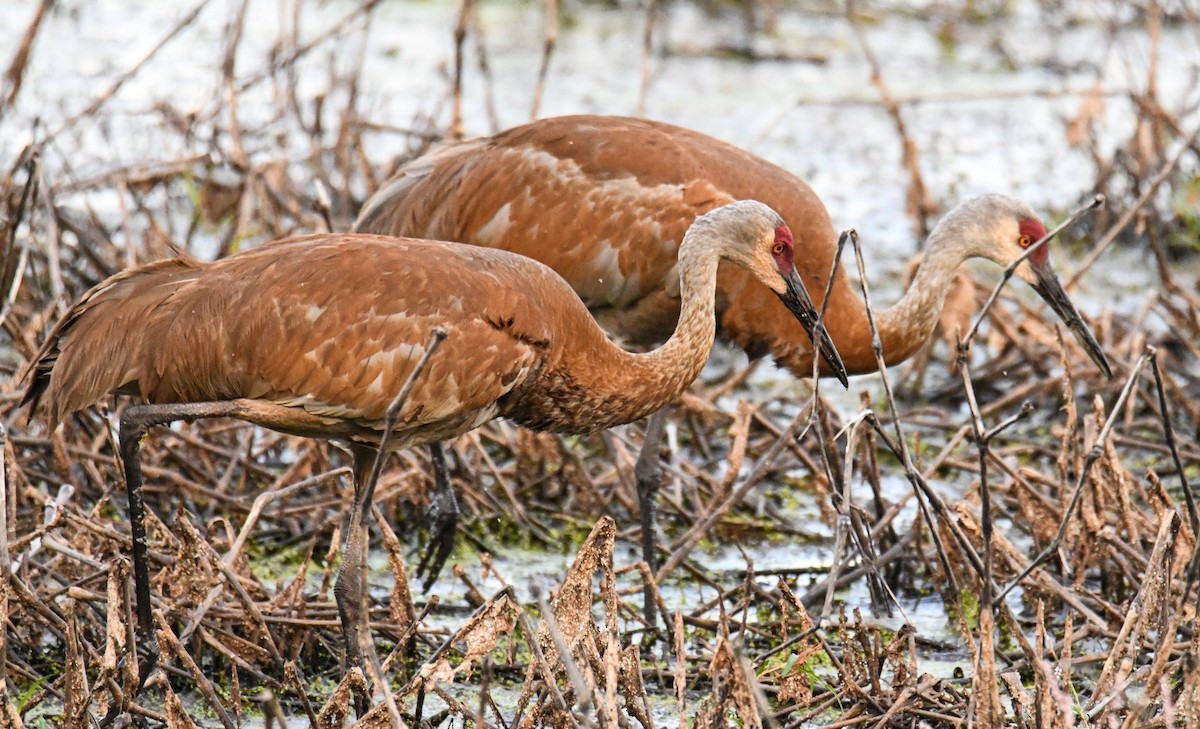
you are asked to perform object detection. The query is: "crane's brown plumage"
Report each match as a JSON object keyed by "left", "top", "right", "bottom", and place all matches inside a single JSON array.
[
  {"left": 25, "top": 220, "right": 806, "bottom": 437},
  {"left": 356, "top": 115, "right": 862, "bottom": 369},
  {"left": 355, "top": 115, "right": 1110, "bottom": 378},
  {"left": 23, "top": 201, "right": 826, "bottom": 712},
  {"left": 354, "top": 115, "right": 1112, "bottom": 632},
  {"left": 29, "top": 235, "right": 561, "bottom": 437}
]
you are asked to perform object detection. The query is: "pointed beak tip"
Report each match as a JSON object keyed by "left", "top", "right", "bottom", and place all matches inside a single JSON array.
[
  {"left": 780, "top": 271, "right": 849, "bottom": 388},
  {"left": 814, "top": 329, "right": 849, "bottom": 387},
  {"left": 1032, "top": 265, "right": 1114, "bottom": 382}
]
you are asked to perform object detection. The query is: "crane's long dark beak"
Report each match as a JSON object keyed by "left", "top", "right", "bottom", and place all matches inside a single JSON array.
[
  {"left": 779, "top": 269, "right": 849, "bottom": 387},
  {"left": 1028, "top": 259, "right": 1113, "bottom": 378}
]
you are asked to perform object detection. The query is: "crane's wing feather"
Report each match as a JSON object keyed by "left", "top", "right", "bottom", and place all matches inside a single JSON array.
[
  {"left": 350, "top": 115, "right": 848, "bottom": 359},
  {"left": 28, "top": 236, "right": 560, "bottom": 442}
]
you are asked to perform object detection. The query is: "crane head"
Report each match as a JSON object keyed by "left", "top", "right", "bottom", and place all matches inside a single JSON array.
[
  {"left": 967, "top": 195, "right": 1112, "bottom": 378},
  {"left": 696, "top": 200, "right": 849, "bottom": 386}
]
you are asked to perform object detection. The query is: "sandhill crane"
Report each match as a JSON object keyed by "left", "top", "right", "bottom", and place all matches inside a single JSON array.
[
  {"left": 22, "top": 200, "right": 840, "bottom": 711},
  {"left": 353, "top": 114, "right": 1113, "bottom": 606}
]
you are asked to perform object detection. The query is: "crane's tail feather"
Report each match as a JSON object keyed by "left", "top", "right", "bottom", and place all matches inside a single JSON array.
[{"left": 21, "top": 257, "right": 201, "bottom": 425}]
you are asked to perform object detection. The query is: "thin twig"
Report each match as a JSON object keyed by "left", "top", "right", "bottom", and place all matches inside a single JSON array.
[
  {"left": 0, "top": 0, "right": 55, "bottom": 122},
  {"left": 1067, "top": 122, "right": 1200, "bottom": 287},
  {"left": 530, "top": 0, "right": 558, "bottom": 120},
  {"left": 847, "top": 229, "right": 969, "bottom": 592},
  {"left": 45, "top": 0, "right": 216, "bottom": 142},
  {"left": 995, "top": 347, "right": 1154, "bottom": 606}
]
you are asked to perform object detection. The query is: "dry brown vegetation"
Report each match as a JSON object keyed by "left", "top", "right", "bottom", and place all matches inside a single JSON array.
[{"left": 1, "top": 0, "right": 1199, "bottom": 727}]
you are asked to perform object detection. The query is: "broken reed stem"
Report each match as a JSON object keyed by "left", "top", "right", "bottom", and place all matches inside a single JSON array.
[
  {"left": 846, "top": 229, "right": 968, "bottom": 592},
  {"left": 1149, "top": 346, "right": 1200, "bottom": 600},
  {"left": 356, "top": 327, "right": 447, "bottom": 722},
  {"left": 537, "top": 594, "right": 603, "bottom": 728},
  {"left": 362, "top": 630, "right": 405, "bottom": 727},
  {"left": 1090, "top": 509, "right": 1180, "bottom": 721},
  {"left": 809, "top": 229, "right": 849, "bottom": 390},
  {"left": 0, "top": 424, "right": 8, "bottom": 692},
  {"left": 637, "top": 0, "right": 659, "bottom": 115},
  {"left": 366, "top": 328, "right": 448, "bottom": 490},
  {"left": 511, "top": 600, "right": 576, "bottom": 722},
  {"left": 955, "top": 341, "right": 1032, "bottom": 727},
  {"left": 451, "top": 0, "right": 473, "bottom": 140},
  {"left": 1148, "top": 350, "right": 1198, "bottom": 538},
  {"left": 530, "top": 0, "right": 558, "bottom": 120},
  {"left": 654, "top": 395, "right": 815, "bottom": 585},
  {"left": 807, "top": 229, "right": 850, "bottom": 496},
  {"left": 821, "top": 415, "right": 860, "bottom": 621},
  {"left": 995, "top": 346, "right": 1154, "bottom": 606},
  {"left": 845, "top": 0, "right": 931, "bottom": 238},
  {"left": 963, "top": 194, "right": 1105, "bottom": 349},
  {"left": 283, "top": 662, "right": 321, "bottom": 728},
  {"left": 157, "top": 612, "right": 237, "bottom": 729},
  {"left": 45, "top": 0, "right": 215, "bottom": 143},
  {"left": 959, "top": 353, "right": 997, "bottom": 726},
  {"left": 672, "top": 610, "right": 687, "bottom": 728},
  {"left": 1067, "top": 121, "right": 1200, "bottom": 287},
  {"left": 619, "top": 560, "right": 674, "bottom": 644},
  {"left": 0, "top": 0, "right": 54, "bottom": 120},
  {"left": 810, "top": 229, "right": 852, "bottom": 620}
]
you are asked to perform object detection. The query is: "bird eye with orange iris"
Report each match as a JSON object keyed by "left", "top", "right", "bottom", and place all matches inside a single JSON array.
[
  {"left": 772, "top": 242, "right": 785, "bottom": 255},
  {"left": 1018, "top": 235, "right": 1032, "bottom": 248}
]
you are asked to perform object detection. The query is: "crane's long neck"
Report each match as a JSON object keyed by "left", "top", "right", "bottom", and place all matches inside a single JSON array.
[
  {"left": 522, "top": 246, "right": 721, "bottom": 433},
  {"left": 871, "top": 231, "right": 973, "bottom": 369},
  {"left": 629, "top": 247, "right": 722, "bottom": 406}
]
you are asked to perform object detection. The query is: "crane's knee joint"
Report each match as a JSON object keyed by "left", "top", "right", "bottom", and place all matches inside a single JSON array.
[{"left": 118, "top": 409, "right": 150, "bottom": 449}]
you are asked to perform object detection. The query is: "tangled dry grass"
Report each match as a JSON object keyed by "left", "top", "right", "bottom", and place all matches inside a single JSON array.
[{"left": 1, "top": 1, "right": 1199, "bottom": 727}]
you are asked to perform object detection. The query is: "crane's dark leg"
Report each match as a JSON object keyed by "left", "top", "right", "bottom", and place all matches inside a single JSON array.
[
  {"left": 415, "top": 441, "right": 459, "bottom": 591},
  {"left": 117, "top": 407, "right": 163, "bottom": 695},
  {"left": 114, "top": 402, "right": 260, "bottom": 701},
  {"left": 334, "top": 445, "right": 377, "bottom": 717},
  {"left": 635, "top": 409, "right": 668, "bottom": 632},
  {"left": 99, "top": 398, "right": 390, "bottom": 725}
]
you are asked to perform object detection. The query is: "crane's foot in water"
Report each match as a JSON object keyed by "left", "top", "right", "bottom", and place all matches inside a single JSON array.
[
  {"left": 415, "top": 442, "right": 460, "bottom": 591},
  {"left": 352, "top": 681, "right": 370, "bottom": 719},
  {"left": 135, "top": 641, "right": 160, "bottom": 696},
  {"left": 415, "top": 486, "right": 459, "bottom": 592},
  {"left": 96, "top": 640, "right": 161, "bottom": 728}
]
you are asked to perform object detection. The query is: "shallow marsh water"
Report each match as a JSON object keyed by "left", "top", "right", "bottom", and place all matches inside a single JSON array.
[{"left": 3, "top": 0, "right": 1199, "bottom": 725}]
